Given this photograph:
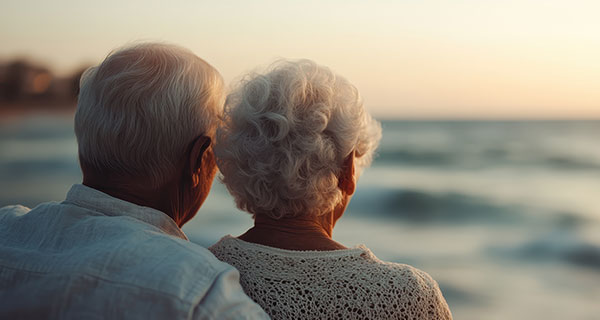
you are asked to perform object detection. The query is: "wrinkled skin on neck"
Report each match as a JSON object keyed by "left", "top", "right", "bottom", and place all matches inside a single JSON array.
[{"left": 81, "top": 135, "right": 216, "bottom": 228}]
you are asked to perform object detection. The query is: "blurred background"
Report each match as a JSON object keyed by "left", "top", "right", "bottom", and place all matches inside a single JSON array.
[{"left": 1, "top": 1, "right": 599, "bottom": 319}]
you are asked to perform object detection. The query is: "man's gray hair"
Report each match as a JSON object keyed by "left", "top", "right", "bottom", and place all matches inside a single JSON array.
[
  {"left": 75, "top": 43, "right": 224, "bottom": 187},
  {"left": 215, "top": 59, "right": 382, "bottom": 219}
]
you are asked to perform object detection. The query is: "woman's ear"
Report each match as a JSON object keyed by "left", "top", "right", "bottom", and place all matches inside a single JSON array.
[
  {"left": 188, "top": 135, "right": 212, "bottom": 187},
  {"left": 338, "top": 151, "right": 356, "bottom": 196}
]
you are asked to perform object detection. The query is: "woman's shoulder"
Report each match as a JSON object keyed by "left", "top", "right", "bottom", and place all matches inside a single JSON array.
[
  {"left": 210, "top": 235, "right": 433, "bottom": 287},
  {"left": 355, "top": 252, "right": 452, "bottom": 319},
  {"left": 332, "top": 249, "right": 452, "bottom": 319},
  {"left": 209, "top": 235, "right": 441, "bottom": 299},
  {"left": 209, "top": 236, "right": 452, "bottom": 319},
  {"left": 361, "top": 251, "right": 439, "bottom": 288}
]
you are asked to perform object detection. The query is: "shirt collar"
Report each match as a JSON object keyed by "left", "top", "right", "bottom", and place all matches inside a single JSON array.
[{"left": 64, "top": 184, "right": 188, "bottom": 240}]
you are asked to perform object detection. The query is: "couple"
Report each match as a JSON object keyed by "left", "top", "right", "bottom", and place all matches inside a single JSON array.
[{"left": 0, "top": 43, "right": 451, "bottom": 319}]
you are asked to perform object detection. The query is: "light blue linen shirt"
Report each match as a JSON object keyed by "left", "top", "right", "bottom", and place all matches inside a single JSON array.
[{"left": 0, "top": 184, "right": 269, "bottom": 319}]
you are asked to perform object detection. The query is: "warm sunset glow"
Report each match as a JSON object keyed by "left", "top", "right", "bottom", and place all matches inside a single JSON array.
[
  {"left": 1, "top": 0, "right": 598, "bottom": 118},
  {"left": 31, "top": 73, "right": 52, "bottom": 94}
]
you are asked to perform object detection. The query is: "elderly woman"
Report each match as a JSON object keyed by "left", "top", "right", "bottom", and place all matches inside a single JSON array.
[{"left": 210, "top": 60, "right": 452, "bottom": 319}]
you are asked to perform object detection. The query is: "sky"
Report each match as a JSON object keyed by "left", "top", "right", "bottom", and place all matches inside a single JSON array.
[{"left": 1, "top": 0, "right": 599, "bottom": 119}]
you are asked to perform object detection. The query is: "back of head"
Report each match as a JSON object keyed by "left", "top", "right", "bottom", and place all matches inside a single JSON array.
[
  {"left": 75, "top": 43, "right": 224, "bottom": 187},
  {"left": 216, "top": 59, "right": 381, "bottom": 219}
]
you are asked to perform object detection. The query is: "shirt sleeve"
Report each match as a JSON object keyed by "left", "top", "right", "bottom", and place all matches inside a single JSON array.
[{"left": 192, "top": 267, "right": 270, "bottom": 320}]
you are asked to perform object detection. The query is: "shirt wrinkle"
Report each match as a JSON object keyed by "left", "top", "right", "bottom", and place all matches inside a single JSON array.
[
  {"left": 0, "top": 184, "right": 270, "bottom": 319},
  {"left": 63, "top": 184, "right": 187, "bottom": 240}
]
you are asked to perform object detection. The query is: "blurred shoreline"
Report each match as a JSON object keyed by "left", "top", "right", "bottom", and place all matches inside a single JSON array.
[
  {"left": 0, "top": 58, "right": 85, "bottom": 121},
  {"left": 0, "top": 102, "right": 75, "bottom": 120}
]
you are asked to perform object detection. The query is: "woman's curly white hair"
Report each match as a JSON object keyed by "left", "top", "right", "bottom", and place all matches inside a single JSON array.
[{"left": 215, "top": 60, "right": 381, "bottom": 219}]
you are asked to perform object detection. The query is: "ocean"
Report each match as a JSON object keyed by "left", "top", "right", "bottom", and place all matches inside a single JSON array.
[{"left": 1, "top": 115, "right": 599, "bottom": 319}]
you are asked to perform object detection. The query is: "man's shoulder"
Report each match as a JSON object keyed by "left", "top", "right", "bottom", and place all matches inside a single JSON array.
[
  {"left": 0, "top": 202, "right": 59, "bottom": 233},
  {"left": 105, "top": 232, "right": 233, "bottom": 299},
  {"left": 1, "top": 201, "right": 68, "bottom": 220},
  {"left": 115, "top": 224, "right": 233, "bottom": 277},
  {"left": 0, "top": 200, "right": 235, "bottom": 304},
  {"left": 0, "top": 204, "right": 31, "bottom": 216},
  {"left": 75, "top": 215, "right": 235, "bottom": 300}
]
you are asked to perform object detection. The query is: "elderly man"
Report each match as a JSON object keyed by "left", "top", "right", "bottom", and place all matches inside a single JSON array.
[{"left": 0, "top": 43, "right": 268, "bottom": 319}]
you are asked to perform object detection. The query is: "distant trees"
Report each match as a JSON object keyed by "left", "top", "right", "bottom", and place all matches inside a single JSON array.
[{"left": 0, "top": 59, "right": 89, "bottom": 110}]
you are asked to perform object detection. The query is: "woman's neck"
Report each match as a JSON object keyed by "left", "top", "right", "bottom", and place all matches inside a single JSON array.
[{"left": 238, "top": 214, "right": 347, "bottom": 251}]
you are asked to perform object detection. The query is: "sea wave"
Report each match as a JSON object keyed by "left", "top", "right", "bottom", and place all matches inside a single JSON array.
[
  {"left": 347, "top": 188, "right": 587, "bottom": 227},
  {"left": 375, "top": 148, "right": 600, "bottom": 171},
  {"left": 489, "top": 230, "right": 600, "bottom": 270}
]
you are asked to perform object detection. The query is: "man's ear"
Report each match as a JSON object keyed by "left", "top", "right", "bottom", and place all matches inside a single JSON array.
[
  {"left": 188, "top": 135, "right": 212, "bottom": 187},
  {"left": 338, "top": 151, "right": 356, "bottom": 196}
]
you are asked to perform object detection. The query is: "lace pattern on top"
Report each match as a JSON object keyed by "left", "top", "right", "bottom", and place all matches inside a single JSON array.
[{"left": 209, "top": 235, "right": 452, "bottom": 320}]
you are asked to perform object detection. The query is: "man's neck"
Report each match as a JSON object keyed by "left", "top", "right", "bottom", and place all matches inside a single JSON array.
[{"left": 82, "top": 177, "right": 174, "bottom": 222}]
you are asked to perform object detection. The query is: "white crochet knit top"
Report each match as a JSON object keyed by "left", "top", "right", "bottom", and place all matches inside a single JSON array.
[{"left": 209, "top": 235, "right": 452, "bottom": 320}]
